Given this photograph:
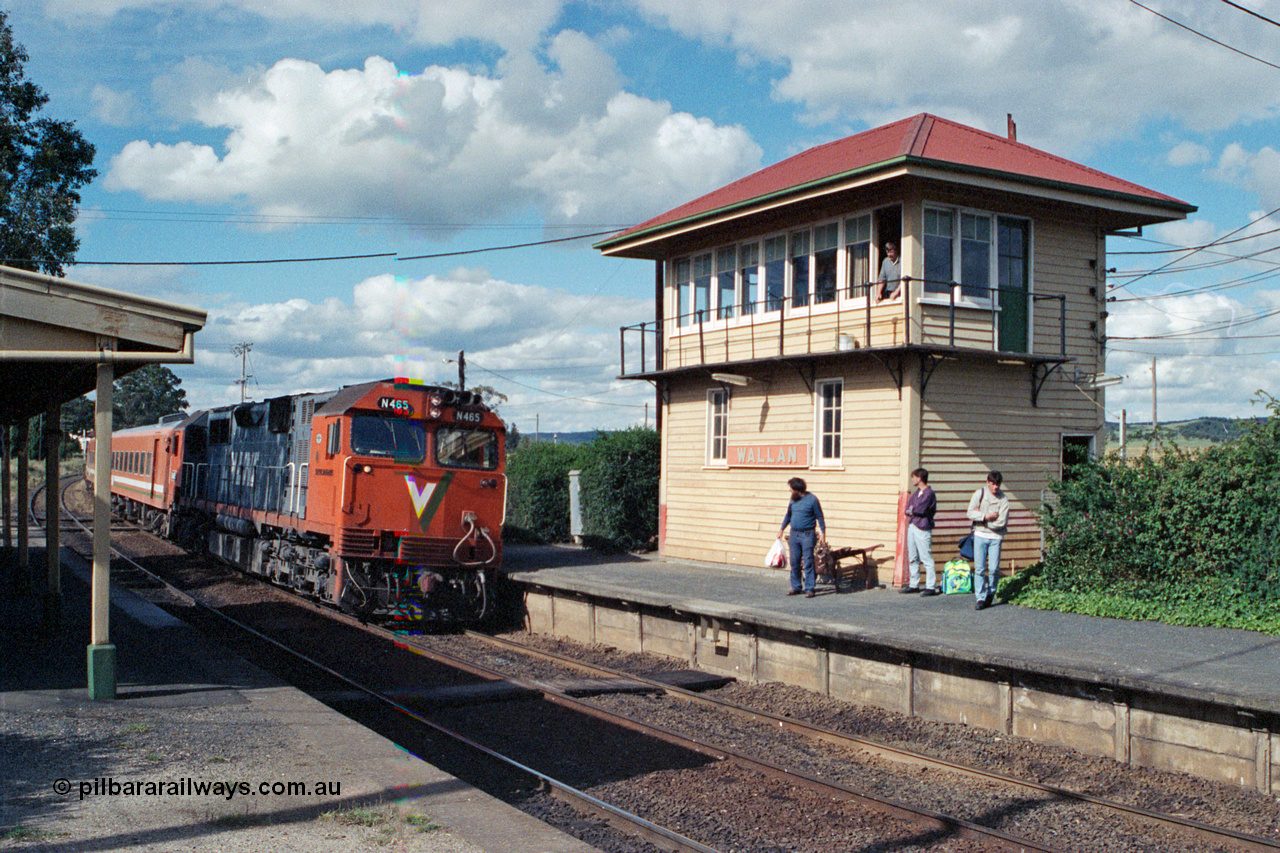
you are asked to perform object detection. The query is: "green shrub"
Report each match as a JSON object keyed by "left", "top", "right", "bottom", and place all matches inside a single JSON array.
[
  {"left": 578, "top": 427, "right": 660, "bottom": 551},
  {"left": 504, "top": 441, "right": 581, "bottom": 543},
  {"left": 1022, "top": 392, "right": 1280, "bottom": 630}
]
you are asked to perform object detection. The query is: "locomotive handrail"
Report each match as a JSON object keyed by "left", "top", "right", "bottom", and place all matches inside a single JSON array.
[
  {"left": 295, "top": 463, "right": 309, "bottom": 516},
  {"left": 284, "top": 462, "right": 297, "bottom": 516}
]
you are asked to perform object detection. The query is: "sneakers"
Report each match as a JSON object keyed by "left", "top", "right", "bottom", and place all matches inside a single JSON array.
[
  {"left": 919, "top": 588, "right": 939, "bottom": 597},
  {"left": 805, "top": 591, "right": 815, "bottom": 598},
  {"left": 974, "top": 599, "right": 989, "bottom": 611},
  {"left": 786, "top": 589, "right": 802, "bottom": 596},
  {"left": 899, "top": 586, "right": 921, "bottom": 594}
]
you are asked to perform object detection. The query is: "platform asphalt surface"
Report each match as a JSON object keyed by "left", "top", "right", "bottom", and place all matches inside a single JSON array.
[
  {"left": 502, "top": 544, "right": 1280, "bottom": 715},
  {"left": 0, "top": 538, "right": 597, "bottom": 853}
]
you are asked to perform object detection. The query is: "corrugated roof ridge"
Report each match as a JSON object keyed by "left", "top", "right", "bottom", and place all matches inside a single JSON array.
[
  {"left": 903, "top": 113, "right": 934, "bottom": 157},
  {"left": 923, "top": 115, "right": 1186, "bottom": 204}
]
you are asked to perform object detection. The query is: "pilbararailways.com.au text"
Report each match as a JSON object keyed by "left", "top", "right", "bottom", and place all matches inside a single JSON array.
[{"left": 53, "top": 777, "right": 342, "bottom": 801}]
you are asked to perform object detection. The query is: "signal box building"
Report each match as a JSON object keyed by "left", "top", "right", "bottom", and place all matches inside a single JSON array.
[{"left": 596, "top": 114, "right": 1194, "bottom": 583}]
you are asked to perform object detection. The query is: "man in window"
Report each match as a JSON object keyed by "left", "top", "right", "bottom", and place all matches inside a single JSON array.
[{"left": 875, "top": 241, "right": 907, "bottom": 303}]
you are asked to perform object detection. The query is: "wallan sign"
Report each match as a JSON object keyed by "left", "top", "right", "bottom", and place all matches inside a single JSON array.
[{"left": 726, "top": 443, "right": 808, "bottom": 468}]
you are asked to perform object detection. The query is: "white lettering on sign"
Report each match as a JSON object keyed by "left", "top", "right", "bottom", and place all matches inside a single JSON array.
[{"left": 726, "top": 443, "right": 808, "bottom": 468}]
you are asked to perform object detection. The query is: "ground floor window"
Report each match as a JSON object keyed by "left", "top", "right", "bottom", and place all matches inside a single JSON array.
[
  {"left": 816, "top": 379, "right": 843, "bottom": 464},
  {"left": 708, "top": 389, "right": 729, "bottom": 464}
]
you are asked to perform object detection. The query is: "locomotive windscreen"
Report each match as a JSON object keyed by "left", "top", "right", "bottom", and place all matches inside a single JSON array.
[
  {"left": 350, "top": 414, "right": 426, "bottom": 461},
  {"left": 435, "top": 427, "right": 499, "bottom": 470}
]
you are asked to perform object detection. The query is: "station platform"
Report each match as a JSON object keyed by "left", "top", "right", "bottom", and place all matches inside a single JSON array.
[
  {"left": 503, "top": 543, "right": 1280, "bottom": 795},
  {"left": 0, "top": 537, "right": 597, "bottom": 853},
  {"left": 502, "top": 544, "right": 1280, "bottom": 715}
]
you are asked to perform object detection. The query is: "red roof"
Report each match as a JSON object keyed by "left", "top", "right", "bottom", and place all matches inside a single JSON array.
[{"left": 598, "top": 114, "right": 1193, "bottom": 248}]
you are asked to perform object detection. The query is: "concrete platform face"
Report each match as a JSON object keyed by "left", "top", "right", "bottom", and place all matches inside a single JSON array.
[
  {"left": 1, "top": 544, "right": 598, "bottom": 853},
  {"left": 503, "top": 544, "right": 1280, "bottom": 794}
]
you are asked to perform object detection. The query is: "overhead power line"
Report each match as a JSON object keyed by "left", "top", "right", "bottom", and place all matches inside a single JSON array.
[
  {"left": 1127, "top": 0, "right": 1280, "bottom": 71},
  {"left": 397, "top": 230, "right": 617, "bottom": 261},
  {"left": 1109, "top": 204, "right": 1280, "bottom": 292},
  {"left": 1217, "top": 0, "right": 1280, "bottom": 29},
  {"left": 40, "top": 228, "right": 624, "bottom": 267}
]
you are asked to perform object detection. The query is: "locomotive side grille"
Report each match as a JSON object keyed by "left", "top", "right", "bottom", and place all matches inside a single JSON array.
[
  {"left": 398, "top": 536, "right": 453, "bottom": 565},
  {"left": 338, "top": 527, "right": 379, "bottom": 557}
]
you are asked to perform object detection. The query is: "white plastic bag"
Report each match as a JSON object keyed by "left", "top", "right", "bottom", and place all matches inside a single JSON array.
[{"left": 766, "top": 538, "right": 787, "bottom": 568}]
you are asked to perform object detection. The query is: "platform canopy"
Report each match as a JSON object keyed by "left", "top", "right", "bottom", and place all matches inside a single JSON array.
[{"left": 0, "top": 264, "right": 206, "bottom": 422}]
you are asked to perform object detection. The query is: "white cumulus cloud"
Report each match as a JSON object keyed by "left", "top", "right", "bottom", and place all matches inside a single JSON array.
[{"left": 104, "top": 45, "right": 762, "bottom": 231}]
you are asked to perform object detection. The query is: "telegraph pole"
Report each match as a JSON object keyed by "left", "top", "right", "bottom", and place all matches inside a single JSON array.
[
  {"left": 456, "top": 350, "right": 466, "bottom": 390},
  {"left": 232, "top": 342, "right": 253, "bottom": 403},
  {"left": 1151, "top": 357, "right": 1158, "bottom": 434}
]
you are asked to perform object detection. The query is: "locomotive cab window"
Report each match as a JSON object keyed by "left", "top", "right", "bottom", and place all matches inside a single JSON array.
[
  {"left": 350, "top": 414, "right": 426, "bottom": 462},
  {"left": 435, "top": 427, "right": 499, "bottom": 470}
]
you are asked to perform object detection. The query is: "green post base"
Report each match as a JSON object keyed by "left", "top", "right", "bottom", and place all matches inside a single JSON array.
[{"left": 87, "top": 644, "right": 116, "bottom": 700}]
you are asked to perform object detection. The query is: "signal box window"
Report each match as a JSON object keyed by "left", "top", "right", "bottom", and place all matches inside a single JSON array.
[
  {"left": 436, "top": 427, "right": 499, "bottom": 470},
  {"left": 707, "top": 389, "right": 728, "bottom": 464},
  {"left": 350, "top": 414, "right": 425, "bottom": 462},
  {"left": 816, "top": 379, "right": 843, "bottom": 465}
]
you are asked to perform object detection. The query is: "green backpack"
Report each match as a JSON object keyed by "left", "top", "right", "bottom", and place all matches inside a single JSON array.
[{"left": 943, "top": 558, "right": 972, "bottom": 595}]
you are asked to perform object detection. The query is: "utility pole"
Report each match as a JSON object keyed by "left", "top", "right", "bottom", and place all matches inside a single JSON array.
[
  {"left": 1151, "top": 357, "right": 1158, "bottom": 435},
  {"left": 232, "top": 342, "right": 253, "bottom": 403},
  {"left": 456, "top": 350, "right": 465, "bottom": 390}
]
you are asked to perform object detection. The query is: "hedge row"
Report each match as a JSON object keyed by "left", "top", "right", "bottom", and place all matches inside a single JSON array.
[
  {"left": 504, "top": 427, "right": 659, "bottom": 551},
  {"left": 1015, "top": 392, "right": 1280, "bottom": 631}
]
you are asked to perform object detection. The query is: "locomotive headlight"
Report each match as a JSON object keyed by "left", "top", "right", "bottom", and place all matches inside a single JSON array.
[{"left": 429, "top": 407, "right": 442, "bottom": 419}]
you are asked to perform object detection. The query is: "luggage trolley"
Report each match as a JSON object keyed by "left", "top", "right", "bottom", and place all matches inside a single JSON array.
[{"left": 814, "top": 542, "right": 882, "bottom": 593}]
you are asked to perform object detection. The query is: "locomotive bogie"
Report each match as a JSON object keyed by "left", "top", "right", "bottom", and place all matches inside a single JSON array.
[{"left": 89, "top": 378, "right": 507, "bottom": 626}]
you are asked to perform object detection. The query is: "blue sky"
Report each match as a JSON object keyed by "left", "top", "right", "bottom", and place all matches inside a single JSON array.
[{"left": 9, "top": 0, "right": 1280, "bottom": 431}]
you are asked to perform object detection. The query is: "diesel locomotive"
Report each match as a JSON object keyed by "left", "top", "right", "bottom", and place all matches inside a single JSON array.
[{"left": 87, "top": 378, "right": 506, "bottom": 625}]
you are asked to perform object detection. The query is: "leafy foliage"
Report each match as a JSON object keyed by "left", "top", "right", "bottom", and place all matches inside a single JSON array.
[
  {"left": 114, "top": 365, "right": 189, "bottom": 428},
  {"left": 0, "top": 12, "right": 97, "bottom": 275},
  {"left": 578, "top": 427, "right": 660, "bottom": 551},
  {"left": 504, "top": 440, "right": 580, "bottom": 543},
  {"left": 1018, "top": 392, "right": 1280, "bottom": 632},
  {"left": 504, "top": 427, "right": 660, "bottom": 550},
  {"left": 60, "top": 365, "right": 190, "bottom": 436}
]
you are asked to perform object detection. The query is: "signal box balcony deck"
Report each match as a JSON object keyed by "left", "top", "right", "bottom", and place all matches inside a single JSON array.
[{"left": 619, "top": 278, "right": 1071, "bottom": 405}]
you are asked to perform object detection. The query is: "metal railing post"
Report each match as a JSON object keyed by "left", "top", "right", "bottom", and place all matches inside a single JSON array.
[{"left": 949, "top": 285, "right": 957, "bottom": 347}]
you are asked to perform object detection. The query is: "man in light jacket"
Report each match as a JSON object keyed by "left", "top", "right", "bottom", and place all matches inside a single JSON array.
[{"left": 966, "top": 471, "right": 1009, "bottom": 611}]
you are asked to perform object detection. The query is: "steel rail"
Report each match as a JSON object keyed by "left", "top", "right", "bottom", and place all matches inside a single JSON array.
[
  {"left": 59, "top": 473, "right": 1280, "bottom": 853},
  {"left": 464, "top": 629, "right": 1280, "bottom": 853},
  {"left": 46, "top": 476, "right": 725, "bottom": 853},
  {"left": 384, "top": 631, "right": 1062, "bottom": 853}
]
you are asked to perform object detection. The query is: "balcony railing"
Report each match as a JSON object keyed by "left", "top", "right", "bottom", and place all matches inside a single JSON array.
[{"left": 619, "top": 278, "right": 1067, "bottom": 377}]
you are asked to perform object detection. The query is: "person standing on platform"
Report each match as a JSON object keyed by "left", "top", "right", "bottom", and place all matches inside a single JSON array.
[
  {"left": 777, "top": 477, "right": 826, "bottom": 598},
  {"left": 901, "top": 467, "right": 938, "bottom": 596},
  {"left": 967, "top": 471, "right": 1009, "bottom": 611}
]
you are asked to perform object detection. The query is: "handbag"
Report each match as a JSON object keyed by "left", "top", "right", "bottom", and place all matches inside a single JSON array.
[{"left": 766, "top": 538, "right": 788, "bottom": 568}]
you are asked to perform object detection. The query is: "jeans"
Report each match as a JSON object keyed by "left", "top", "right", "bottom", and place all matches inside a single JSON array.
[
  {"left": 789, "top": 529, "right": 816, "bottom": 593},
  {"left": 906, "top": 525, "right": 935, "bottom": 589},
  {"left": 973, "top": 534, "right": 1002, "bottom": 601}
]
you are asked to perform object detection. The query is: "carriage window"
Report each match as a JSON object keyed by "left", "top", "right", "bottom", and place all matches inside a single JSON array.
[
  {"left": 350, "top": 414, "right": 425, "bottom": 462},
  {"left": 435, "top": 427, "right": 499, "bottom": 470}
]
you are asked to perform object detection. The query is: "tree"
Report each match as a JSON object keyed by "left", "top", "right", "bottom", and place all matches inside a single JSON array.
[
  {"left": 114, "top": 365, "right": 188, "bottom": 428},
  {"left": 0, "top": 11, "right": 97, "bottom": 276}
]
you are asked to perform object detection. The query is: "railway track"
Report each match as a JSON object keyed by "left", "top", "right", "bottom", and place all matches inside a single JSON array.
[{"left": 44, "top": 475, "right": 1280, "bottom": 853}]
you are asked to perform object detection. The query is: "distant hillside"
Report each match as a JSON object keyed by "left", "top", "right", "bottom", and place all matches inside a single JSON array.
[{"left": 1105, "top": 416, "right": 1266, "bottom": 445}]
